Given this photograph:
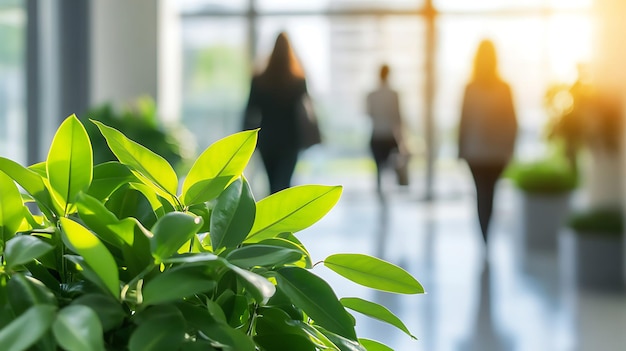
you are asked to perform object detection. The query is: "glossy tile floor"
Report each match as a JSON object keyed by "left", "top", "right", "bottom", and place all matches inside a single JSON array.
[{"left": 284, "top": 160, "right": 626, "bottom": 351}]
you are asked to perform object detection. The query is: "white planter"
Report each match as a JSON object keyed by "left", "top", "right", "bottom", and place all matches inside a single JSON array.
[
  {"left": 561, "top": 230, "right": 623, "bottom": 291},
  {"left": 521, "top": 192, "right": 571, "bottom": 252}
]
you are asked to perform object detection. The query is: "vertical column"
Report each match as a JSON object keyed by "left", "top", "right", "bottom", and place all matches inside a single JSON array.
[
  {"left": 90, "top": 0, "right": 159, "bottom": 109},
  {"left": 423, "top": 0, "right": 437, "bottom": 201},
  {"left": 26, "top": 0, "right": 40, "bottom": 164}
]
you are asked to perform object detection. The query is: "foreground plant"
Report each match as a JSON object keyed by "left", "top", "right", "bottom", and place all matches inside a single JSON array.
[{"left": 0, "top": 115, "right": 423, "bottom": 351}]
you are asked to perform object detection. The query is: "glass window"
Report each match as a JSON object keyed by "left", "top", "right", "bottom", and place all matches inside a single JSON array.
[
  {"left": 180, "top": 17, "right": 249, "bottom": 151},
  {"left": 177, "top": 0, "right": 247, "bottom": 14},
  {"left": 257, "top": 0, "right": 424, "bottom": 13},
  {"left": 0, "top": 0, "right": 26, "bottom": 163}
]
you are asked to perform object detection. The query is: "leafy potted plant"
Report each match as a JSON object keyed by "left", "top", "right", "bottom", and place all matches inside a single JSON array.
[
  {"left": 0, "top": 114, "right": 423, "bottom": 350},
  {"left": 508, "top": 156, "right": 578, "bottom": 254},
  {"left": 561, "top": 208, "right": 623, "bottom": 291}
]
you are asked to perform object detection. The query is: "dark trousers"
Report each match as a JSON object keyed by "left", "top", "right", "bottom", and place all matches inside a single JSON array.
[
  {"left": 260, "top": 148, "right": 299, "bottom": 194},
  {"left": 370, "top": 136, "right": 398, "bottom": 192},
  {"left": 468, "top": 162, "right": 507, "bottom": 243}
]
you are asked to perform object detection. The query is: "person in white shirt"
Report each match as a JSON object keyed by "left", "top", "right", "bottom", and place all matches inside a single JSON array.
[
  {"left": 366, "top": 64, "right": 407, "bottom": 194},
  {"left": 458, "top": 39, "right": 518, "bottom": 243}
]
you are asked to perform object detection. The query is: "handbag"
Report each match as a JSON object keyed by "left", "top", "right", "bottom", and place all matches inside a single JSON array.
[
  {"left": 297, "top": 94, "right": 322, "bottom": 150},
  {"left": 394, "top": 152, "right": 410, "bottom": 186}
]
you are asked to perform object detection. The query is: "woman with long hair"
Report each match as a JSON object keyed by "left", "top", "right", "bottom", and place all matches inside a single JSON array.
[
  {"left": 243, "top": 32, "right": 313, "bottom": 194},
  {"left": 458, "top": 39, "right": 518, "bottom": 244}
]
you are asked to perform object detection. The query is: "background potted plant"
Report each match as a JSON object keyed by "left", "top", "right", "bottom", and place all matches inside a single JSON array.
[
  {"left": 561, "top": 208, "right": 624, "bottom": 291},
  {"left": 0, "top": 115, "right": 423, "bottom": 350},
  {"left": 507, "top": 155, "right": 578, "bottom": 255}
]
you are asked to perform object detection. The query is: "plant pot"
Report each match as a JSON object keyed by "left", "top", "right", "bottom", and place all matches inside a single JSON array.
[
  {"left": 520, "top": 191, "right": 571, "bottom": 252},
  {"left": 561, "top": 229, "right": 623, "bottom": 291}
]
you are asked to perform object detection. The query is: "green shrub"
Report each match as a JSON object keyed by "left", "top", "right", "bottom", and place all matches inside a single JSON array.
[
  {"left": 568, "top": 208, "right": 623, "bottom": 236},
  {"left": 507, "top": 158, "right": 578, "bottom": 194},
  {"left": 0, "top": 115, "right": 423, "bottom": 350}
]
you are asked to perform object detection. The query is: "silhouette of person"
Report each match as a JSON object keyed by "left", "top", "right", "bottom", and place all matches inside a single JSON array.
[
  {"left": 243, "top": 32, "right": 314, "bottom": 194},
  {"left": 366, "top": 64, "right": 407, "bottom": 194},
  {"left": 458, "top": 39, "right": 518, "bottom": 243}
]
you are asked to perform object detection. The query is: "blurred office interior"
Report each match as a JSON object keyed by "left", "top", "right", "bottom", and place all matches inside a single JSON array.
[{"left": 2, "top": 0, "right": 626, "bottom": 350}]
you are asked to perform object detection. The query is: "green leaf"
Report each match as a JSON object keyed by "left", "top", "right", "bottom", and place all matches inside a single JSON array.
[
  {"left": 0, "top": 157, "right": 57, "bottom": 218},
  {"left": 257, "top": 237, "right": 312, "bottom": 268},
  {"left": 4, "top": 235, "right": 53, "bottom": 270},
  {"left": 87, "top": 162, "right": 138, "bottom": 201},
  {"left": 246, "top": 185, "right": 342, "bottom": 242},
  {"left": 254, "top": 334, "right": 317, "bottom": 351},
  {"left": 76, "top": 192, "right": 128, "bottom": 247},
  {"left": 210, "top": 177, "right": 256, "bottom": 251},
  {"left": 275, "top": 267, "right": 356, "bottom": 341},
  {"left": 142, "top": 266, "right": 217, "bottom": 306},
  {"left": 105, "top": 184, "right": 158, "bottom": 228},
  {"left": 358, "top": 338, "right": 394, "bottom": 351},
  {"left": 182, "top": 130, "right": 257, "bottom": 205},
  {"left": 129, "top": 305, "right": 185, "bottom": 351},
  {"left": 341, "top": 297, "right": 415, "bottom": 339},
  {"left": 225, "top": 245, "right": 302, "bottom": 269},
  {"left": 0, "top": 305, "right": 57, "bottom": 351},
  {"left": 52, "top": 305, "right": 106, "bottom": 351},
  {"left": 7, "top": 274, "right": 56, "bottom": 315},
  {"left": 317, "top": 327, "right": 367, "bottom": 351},
  {"left": 0, "top": 171, "right": 24, "bottom": 243},
  {"left": 150, "top": 212, "right": 203, "bottom": 263},
  {"left": 176, "top": 303, "right": 256, "bottom": 351},
  {"left": 60, "top": 218, "right": 120, "bottom": 297},
  {"left": 226, "top": 263, "right": 276, "bottom": 304},
  {"left": 71, "top": 294, "right": 125, "bottom": 332},
  {"left": 324, "top": 254, "right": 424, "bottom": 294},
  {"left": 93, "top": 120, "right": 178, "bottom": 196},
  {"left": 46, "top": 114, "right": 93, "bottom": 214}
]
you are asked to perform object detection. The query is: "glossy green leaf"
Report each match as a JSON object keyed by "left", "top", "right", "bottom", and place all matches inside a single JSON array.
[
  {"left": 129, "top": 305, "right": 185, "bottom": 351},
  {"left": 4, "top": 235, "right": 54, "bottom": 270},
  {"left": 52, "top": 305, "right": 105, "bottom": 351},
  {"left": 87, "top": 162, "right": 137, "bottom": 201},
  {"left": 177, "top": 303, "right": 256, "bottom": 351},
  {"left": 258, "top": 237, "right": 312, "bottom": 268},
  {"left": 276, "top": 267, "right": 356, "bottom": 341},
  {"left": 76, "top": 192, "right": 128, "bottom": 247},
  {"left": 150, "top": 212, "right": 203, "bottom": 263},
  {"left": 60, "top": 218, "right": 120, "bottom": 297},
  {"left": 359, "top": 338, "right": 394, "bottom": 351},
  {"left": 24, "top": 262, "right": 61, "bottom": 293},
  {"left": 0, "top": 157, "right": 57, "bottom": 218},
  {"left": 246, "top": 185, "right": 342, "bottom": 242},
  {"left": 226, "top": 263, "right": 276, "bottom": 304},
  {"left": 341, "top": 297, "right": 416, "bottom": 339},
  {"left": 46, "top": 114, "right": 93, "bottom": 214},
  {"left": 210, "top": 177, "right": 256, "bottom": 251},
  {"left": 317, "top": 327, "right": 367, "bottom": 351},
  {"left": 0, "top": 171, "right": 24, "bottom": 243},
  {"left": 225, "top": 245, "right": 302, "bottom": 269},
  {"left": 7, "top": 274, "right": 56, "bottom": 315},
  {"left": 255, "top": 334, "right": 317, "bottom": 351},
  {"left": 93, "top": 120, "right": 178, "bottom": 195},
  {"left": 324, "top": 254, "right": 424, "bottom": 294},
  {"left": 142, "top": 266, "right": 217, "bottom": 306},
  {"left": 182, "top": 130, "right": 257, "bottom": 205},
  {"left": 0, "top": 305, "right": 56, "bottom": 351},
  {"left": 105, "top": 185, "right": 158, "bottom": 228},
  {"left": 71, "top": 294, "right": 125, "bottom": 332}
]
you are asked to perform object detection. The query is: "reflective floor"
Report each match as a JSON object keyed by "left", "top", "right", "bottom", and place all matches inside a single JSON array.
[{"left": 283, "top": 156, "right": 626, "bottom": 351}]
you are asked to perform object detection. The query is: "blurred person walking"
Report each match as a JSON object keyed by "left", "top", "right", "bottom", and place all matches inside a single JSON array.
[
  {"left": 458, "top": 39, "right": 518, "bottom": 244},
  {"left": 366, "top": 64, "right": 408, "bottom": 195},
  {"left": 243, "top": 32, "right": 320, "bottom": 194}
]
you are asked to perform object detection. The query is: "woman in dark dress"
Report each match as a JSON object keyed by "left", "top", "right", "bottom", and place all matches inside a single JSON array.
[
  {"left": 458, "top": 39, "right": 518, "bottom": 244},
  {"left": 243, "top": 32, "right": 310, "bottom": 194}
]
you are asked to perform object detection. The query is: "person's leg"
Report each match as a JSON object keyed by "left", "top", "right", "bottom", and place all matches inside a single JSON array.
[
  {"left": 270, "top": 149, "right": 299, "bottom": 194},
  {"left": 370, "top": 139, "right": 385, "bottom": 194},
  {"left": 469, "top": 163, "right": 505, "bottom": 243}
]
